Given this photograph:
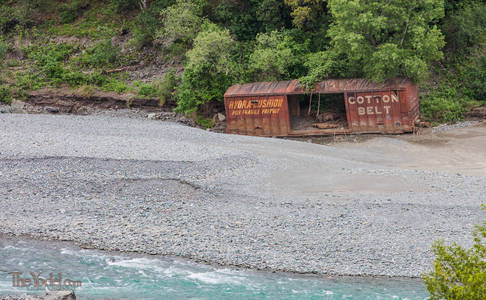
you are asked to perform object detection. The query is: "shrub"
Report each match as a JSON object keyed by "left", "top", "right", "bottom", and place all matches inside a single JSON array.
[
  {"left": 15, "top": 71, "right": 46, "bottom": 90},
  {"left": 28, "top": 43, "right": 74, "bottom": 65},
  {"left": 0, "top": 84, "right": 11, "bottom": 103},
  {"left": 59, "top": 1, "right": 83, "bottom": 24},
  {"left": 76, "top": 84, "right": 97, "bottom": 97},
  {"left": 420, "top": 86, "right": 466, "bottom": 123},
  {"left": 131, "top": 0, "right": 172, "bottom": 48},
  {"left": 19, "top": 43, "right": 126, "bottom": 90},
  {"left": 60, "top": 70, "right": 87, "bottom": 86},
  {"left": 0, "top": 39, "right": 7, "bottom": 61},
  {"left": 27, "top": 43, "right": 82, "bottom": 86},
  {"left": 101, "top": 78, "right": 128, "bottom": 93},
  {"left": 195, "top": 116, "right": 215, "bottom": 129},
  {"left": 459, "top": 39, "right": 486, "bottom": 101},
  {"left": 442, "top": 2, "right": 486, "bottom": 57},
  {"left": 424, "top": 205, "right": 486, "bottom": 299},
  {"left": 136, "top": 70, "right": 177, "bottom": 105},
  {"left": 79, "top": 40, "right": 121, "bottom": 68},
  {"left": 137, "top": 82, "right": 158, "bottom": 97},
  {"left": 85, "top": 71, "right": 108, "bottom": 86},
  {"left": 6, "top": 58, "right": 21, "bottom": 67},
  {"left": 156, "top": 69, "right": 177, "bottom": 106},
  {"left": 111, "top": 0, "right": 139, "bottom": 13},
  {"left": 0, "top": 5, "right": 20, "bottom": 34}
]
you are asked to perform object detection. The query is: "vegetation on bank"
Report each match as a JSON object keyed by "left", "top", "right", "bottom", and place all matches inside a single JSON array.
[
  {"left": 424, "top": 205, "right": 486, "bottom": 299},
  {"left": 0, "top": 0, "right": 485, "bottom": 122}
]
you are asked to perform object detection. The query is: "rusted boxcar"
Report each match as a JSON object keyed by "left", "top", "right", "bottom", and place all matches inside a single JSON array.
[{"left": 224, "top": 78, "right": 419, "bottom": 136}]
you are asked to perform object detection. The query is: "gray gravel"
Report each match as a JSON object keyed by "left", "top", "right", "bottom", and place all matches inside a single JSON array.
[
  {"left": 432, "top": 121, "right": 479, "bottom": 132},
  {"left": 0, "top": 114, "right": 484, "bottom": 278}
]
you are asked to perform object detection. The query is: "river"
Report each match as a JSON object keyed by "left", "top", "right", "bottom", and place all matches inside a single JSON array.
[{"left": 0, "top": 237, "right": 429, "bottom": 299}]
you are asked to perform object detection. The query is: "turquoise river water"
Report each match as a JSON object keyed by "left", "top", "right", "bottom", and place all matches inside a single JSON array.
[{"left": 0, "top": 238, "right": 429, "bottom": 299}]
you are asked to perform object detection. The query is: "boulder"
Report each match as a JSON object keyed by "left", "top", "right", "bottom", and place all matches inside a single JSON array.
[
  {"left": 11, "top": 100, "right": 26, "bottom": 113},
  {"left": 467, "top": 106, "right": 486, "bottom": 119},
  {"left": 45, "top": 106, "right": 60, "bottom": 113},
  {"left": 217, "top": 113, "right": 226, "bottom": 122},
  {"left": 43, "top": 290, "right": 76, "bottom": 300}
]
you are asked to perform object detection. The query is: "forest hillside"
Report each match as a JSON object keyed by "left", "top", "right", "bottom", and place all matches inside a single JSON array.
[{"left": 0, "top": 0, "right": 485, "bottom": 125}]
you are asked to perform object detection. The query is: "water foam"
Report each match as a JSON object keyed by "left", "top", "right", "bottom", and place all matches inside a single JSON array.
[{"left": 187, "top": 271, "right": 244, "bottom": 285}]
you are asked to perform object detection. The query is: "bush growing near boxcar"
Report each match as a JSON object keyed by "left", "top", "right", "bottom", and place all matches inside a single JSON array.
[
  {"left": 420, "top": 93, "right": 465, "bottom": 124},
  {"left": 195, "top": 115, "right": 214, "bottom": 129},
  {"left": 424, "top": 205, "right": 486, "bottom": 299}
]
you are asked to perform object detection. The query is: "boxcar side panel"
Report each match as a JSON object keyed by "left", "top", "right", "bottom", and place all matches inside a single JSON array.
[
  {"left": 345, "top": 90, "right": 410, "bottom": 133},
  {"left": 225, "top": 96, "right": 290, "bottom": 136}
]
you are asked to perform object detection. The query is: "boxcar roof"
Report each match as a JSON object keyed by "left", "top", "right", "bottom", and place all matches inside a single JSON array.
[{"left": 224, "top": 78, "right": 414, "bottom": 97}]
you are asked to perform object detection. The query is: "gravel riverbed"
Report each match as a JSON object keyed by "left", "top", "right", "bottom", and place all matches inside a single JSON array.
[{"left": 0, "top": 114, "right": 485, "bottom": 277}]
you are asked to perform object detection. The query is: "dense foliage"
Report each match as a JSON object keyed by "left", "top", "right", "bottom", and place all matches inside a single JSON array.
[
  {"left": 175, "top": 22, "right": 236, "bottom": 112},
  {"left": 424, "top": 205, "right": 486, "bottom": 299},
  {"left": 0, "top": 0, "right": 485, "bottom": 119}
]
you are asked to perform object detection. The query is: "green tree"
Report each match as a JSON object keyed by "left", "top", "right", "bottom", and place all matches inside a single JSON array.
[
  {"left": 460, "top": 36, "right": 486, "bottom": 102},
  {"left": 208, "top": 0, "right": 265, "bottom": 41},
  {"left": 249, "top": 30, "right": 308, "bottom": 81},
  {"left": 284, "top": 0, "right": 326, "bottom": 30},
  {"left": 309, "top": 0, "right": 445, "bottom": 83},
  {"left": 442, "top": 1, "right": 486, "bottom": 57},
  {"left": 255, "top": 0, "right": 288, "bottom": 32},
  {"left": 0, "top": 38, "right": 7, "bottom": 61},
  {"left": 175, "top": 22, "right": 236, "bottom": 112},
  {"left": 300, "top": 50, "right": 353, "bottom": 89},
  {"left": 424, "top": 205, "right": 486, "bottom": 299},
  {"left": 131, "top": 0, "right": 173, "bottom": 48},
  {"left": 156, "top": 0, "right": 204, "bottom": 50}
]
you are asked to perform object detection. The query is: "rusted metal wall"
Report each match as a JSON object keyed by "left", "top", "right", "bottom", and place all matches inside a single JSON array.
[
  {"left": 225, "top": 96, "right": 290, "bottom": 136},
  {"left": 408, "top": 83, "right": 420, "bottom": 124},
  {"left": 344, "top": 90, "right": 413, "bottom": 133}
]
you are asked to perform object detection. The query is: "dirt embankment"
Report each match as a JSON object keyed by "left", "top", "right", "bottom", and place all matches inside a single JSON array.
[
  {"left": 24, "top": 88, "right": 174, "bottom": 114},
  {"left": 1, "top": 87, "right": 231, "bottom": 130},
  {"left": 0, "top": 88, "right": 201, "bottom": 128}
]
